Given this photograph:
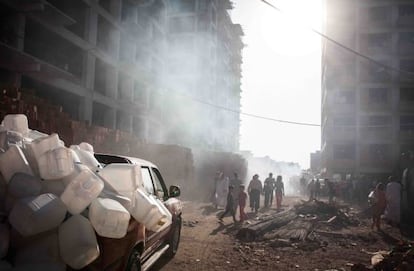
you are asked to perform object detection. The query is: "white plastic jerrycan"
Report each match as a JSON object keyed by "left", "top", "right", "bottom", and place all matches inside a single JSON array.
[
  {"left": 1, "top": 114, "right": 29, "bottom": 135},
  {"left": 0, "top": 144, "right": 33, "bottom": 183},
  {"left": 89, "top": 198, "right": 130, "bottom": 238},
  {"left": 70, "top": 145, "right": 102, "bottom": 172},
  {"left": 8, "top": 173, "right": 42, "bottom": 198},
  {"left": 60, "top": 167, "right": 104, "bottom": 215},
  {"left": 9, "top": 193, "right": 67, "bottom": 237},
  {"left": 37, "top": 147, "right": 74, "bottom": 180},
  {"left": 129, "top": 189, "right": 161, "bottom": 230},
  {"left": 58, "top": 215, "right": 100, "bottom": 270},
  {"left": 24, "top": 133, "right": 64, "bottom": 175},
  {"left": 0, "top": 130, "right": 23, "bottom": 151},
  {"left": 98, "top": 164, "right": 143, "bottom": 206}
]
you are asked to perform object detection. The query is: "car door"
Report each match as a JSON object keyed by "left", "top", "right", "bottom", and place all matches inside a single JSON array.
[{"left": 140, "top": 166, "right": 169, "bottom": 260}]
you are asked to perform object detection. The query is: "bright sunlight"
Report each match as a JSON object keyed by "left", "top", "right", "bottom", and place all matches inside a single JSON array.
[{"left": 259, "top": 0, "right": 323, "bottom": 56}]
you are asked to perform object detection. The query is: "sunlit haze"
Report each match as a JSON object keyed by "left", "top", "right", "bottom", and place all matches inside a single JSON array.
[{"left": 231, "top": 0, "right": 322, "bottom": 169}]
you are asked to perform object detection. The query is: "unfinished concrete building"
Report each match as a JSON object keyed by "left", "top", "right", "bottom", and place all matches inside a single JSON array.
[
  {"left": 321, "top": 0, "right": 414, "bottom": 179},
  {"left": 0, "top": 0, "right": 244, "bottom": 152},
  {"left": 164, "top": 0, "right": 243, "bottom": 152}
]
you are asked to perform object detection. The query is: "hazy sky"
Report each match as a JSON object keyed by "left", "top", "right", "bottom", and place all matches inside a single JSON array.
[{"left": 230, "top": 0, "right": 322, "bottom": 169}]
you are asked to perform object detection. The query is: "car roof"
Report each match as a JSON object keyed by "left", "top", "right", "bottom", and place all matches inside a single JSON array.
[{"left": 94, "top": 153, "right": 157, "bottom": 168}]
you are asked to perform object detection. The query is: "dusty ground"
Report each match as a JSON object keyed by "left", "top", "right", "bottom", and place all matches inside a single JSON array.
[{"left": 153, "top": 196, "right": 410, "bottom": 271}]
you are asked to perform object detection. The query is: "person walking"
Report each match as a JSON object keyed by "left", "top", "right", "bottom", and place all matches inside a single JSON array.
[
  {"left": 369, "top": 182, "right": 386, "bottom": 231},
  {"left": 238, "top": 184, "right": 248, "bottom": 222},
  {"left": 215, "top": 172, "right": 228, "bottom": 209},
  {"left": 315, "top": 179, "right": 321, "bottom": 200},
  {"left": 308, "top": 179, "right": 316, "bottom": 201},
  {"left": 230, "top": 172, "right": 242, "bottom": 213},
  {"left": 275, "top": 175, "right": 285, "bottom": 210},
  {"left": 219, "top": 185, "right": 237, "bottom": 223},
  {"left": 248, "top": 174, "right": 262, "bottom": 213},
  {"left": 263, "top": 173, "right": 275, "bottom": 208},
  {"left": 384, "top": 176, "right": 402, "bottom": 227}
]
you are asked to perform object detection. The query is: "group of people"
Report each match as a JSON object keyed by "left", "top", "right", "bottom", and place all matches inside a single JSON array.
[
  {"left": 213, "top": 172, "right": 247, "bottom": 223},
  {"left": 249, "top": 173, "right": 285, "bottom": 212},
  {"left": 369, "top": 176, "right": 402, "bottom": 231},
  {"left": 213, "top": 172, "right": 285, "bottom": 223}
]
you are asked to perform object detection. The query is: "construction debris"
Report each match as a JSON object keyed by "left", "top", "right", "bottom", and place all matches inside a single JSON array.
[{"left": 351, "top": 241, "right": 414, "bottom": 271}]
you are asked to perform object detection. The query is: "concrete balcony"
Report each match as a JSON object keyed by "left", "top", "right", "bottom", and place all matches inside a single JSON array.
[
  {"left": 359, "top": 127, "right": 392, "bottom": 142},
  {"left": 324, "top": 126, "right": 357, "bottom": 141},
  {"left": 17, "top": 0, "right": 76, "bottom": 26}
]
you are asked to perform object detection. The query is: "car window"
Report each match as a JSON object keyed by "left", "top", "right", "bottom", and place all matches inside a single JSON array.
[
  {"left": 151, "top": 167, "right": 167, "bottom": 200},
  {"left": 141, "top": 167, "right": 155, "bottom": 195}
]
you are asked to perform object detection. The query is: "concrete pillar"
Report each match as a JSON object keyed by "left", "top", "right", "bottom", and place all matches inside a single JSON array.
[
  {"left": 105, "top": 65, "right": 118, "bottom": 98},
  {"left": 80, "top": 8, "right": 98, "bottom": 125},
  {"left": 104, "top": 108, "right": 116, "bottom": 129},
  {"left": 109, "top": 0, "right": 122, "bottom": 20},
  {"left": 118, "top": 112, "right": 132, "bottom": 133}
]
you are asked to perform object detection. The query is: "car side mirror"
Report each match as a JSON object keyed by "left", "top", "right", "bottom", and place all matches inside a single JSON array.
[{"left": 169, "top": 185, "right": 181, "bottom": 198}]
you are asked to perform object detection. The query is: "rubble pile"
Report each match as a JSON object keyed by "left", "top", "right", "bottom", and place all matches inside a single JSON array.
[
  {"left": 351, "top": 241, "right": 414, "bottom": 271},
  {"left": 236, "top": 200, "right": 359, "bottom": 248},
  {"left": 0, "top": 114, "right": 172, "bottom": 270}
]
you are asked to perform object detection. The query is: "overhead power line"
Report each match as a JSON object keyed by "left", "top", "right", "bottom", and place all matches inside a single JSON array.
[{"left": 260, "top": 0, "right": 414, "bottom": 79}]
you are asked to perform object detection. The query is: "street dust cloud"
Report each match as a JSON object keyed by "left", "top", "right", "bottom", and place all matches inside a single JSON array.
[{"left": 242, "top": 154, "right": 302, "bottom": 196}]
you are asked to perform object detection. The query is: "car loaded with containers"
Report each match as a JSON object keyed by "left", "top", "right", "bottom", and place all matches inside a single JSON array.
[{"left": 0, "top": 114, "right": 183, "bottom": 271}]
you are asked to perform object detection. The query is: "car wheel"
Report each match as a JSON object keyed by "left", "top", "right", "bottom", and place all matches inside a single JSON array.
[
  {"left": 125, "top": 249, "right": 141, "bottom": 271},
  {"left": 166, "top": 216, "right": 182, "bottom": 258}
]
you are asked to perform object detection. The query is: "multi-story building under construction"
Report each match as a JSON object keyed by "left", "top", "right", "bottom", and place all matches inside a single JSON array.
[
  {"left": 0, "top": 0, "right": 243, "bottom": 152},
  {"left": 321, "top": 0, "right": 414, "bottom": 179}
]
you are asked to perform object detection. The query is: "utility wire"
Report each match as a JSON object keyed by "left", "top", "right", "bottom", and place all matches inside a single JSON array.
[
  {"left": 181, "top": 92, "right": 321, "bottom": 127},
  {"left": 260, "top": 0, "right": 414, "bottom": 78}
]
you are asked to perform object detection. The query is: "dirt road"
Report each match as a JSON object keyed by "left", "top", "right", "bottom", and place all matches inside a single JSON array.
[{"left": 153, "top": 196, "right": 408, "bottom": 271}]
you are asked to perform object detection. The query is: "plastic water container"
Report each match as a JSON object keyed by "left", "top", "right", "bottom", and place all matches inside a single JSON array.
[
  {"left": 58, "top": 215, "right": 100, "bottom": 270},
  {"left": 9, "top": 193, "right": 67, "bottom": 236},
  {"left": 129, "top": 189, "right": 167, "bottom": 231},
  {"left": 26, "top": 133, "right": 63, "bottom": 161},
  {"left": 89, "top": 198, "right": 130, "bottom": 238},
  {"left": 0, "top": 223, "right": 9, "bottom": 259},
  {"left": 0, "top": 144, "right": 33, "bottom": 183},
  {"left": 143, "top": 195, "right": 170, "bottom": 232},
  {"left": 99, "top": 189, "right": 133, "bottom": 211},
  {"left": 0, "top": 131, "right": 23, "bottom": 151},
  {"left": 26, "top": 129, "right": 48, "bottom": 141},
  {"left": 69, "top": 149, "right": 81, "bottom": 163},
  {"left": 14, "top": 230, "right": 62, "bottom": 265},
  {"left": 8, "top": 173, "right": 42, "bottom": 198},
  {"left": 70, "top": 145, "right": 102, "bottom": 172},
  {"left": 79, "top": 142, "right": 94, "bottom": 152},
  {"left": 60, "top": 167, "right": 104, "bottom": 215},
  {"left": 98, "top": 164, "right": 143, "bottom": 203},
  {"left": 23, "top": 133, "right": 63, "bottom": 175},
  {"left": 1, "top": 114, "right": 29, "bottom": 135},
  {"left": 37, "top": 147, "right": 74, "bottom": 180},
  {"left": 41, "top": 180, "right": 66, "bottom": 196},
  {"left": 152, "top": 197, "right": 172, "bottom": 232}
]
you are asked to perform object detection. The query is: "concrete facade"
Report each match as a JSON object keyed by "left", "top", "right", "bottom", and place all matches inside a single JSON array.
[
  {"left": 0, "top": 0, "right": 243, "bottom": 152},
  {"left": 165, "top": 0, "right": 243, "bottom": 152},
  {"left": 321, "top": 0, "right": 414, "bottom": 179}
]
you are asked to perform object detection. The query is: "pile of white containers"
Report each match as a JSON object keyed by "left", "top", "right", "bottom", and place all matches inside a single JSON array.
[{"left": 0, "top": 114, "right": 173, "bottom": 270}]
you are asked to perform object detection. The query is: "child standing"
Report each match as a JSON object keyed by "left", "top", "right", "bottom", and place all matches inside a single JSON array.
[
  {"left": 370, "top": 182, "right": 386, "bottom": 231},
  {"left": 219, "top": 185, "right": 236, "bottom": 223},
  {"left": 238, "top": 185, "right": 248, "bottom": 222}
]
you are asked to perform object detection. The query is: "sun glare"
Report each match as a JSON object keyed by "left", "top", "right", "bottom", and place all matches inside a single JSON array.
[{"left": 259, "top": 0, "right": 322, "bottom": 56}]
